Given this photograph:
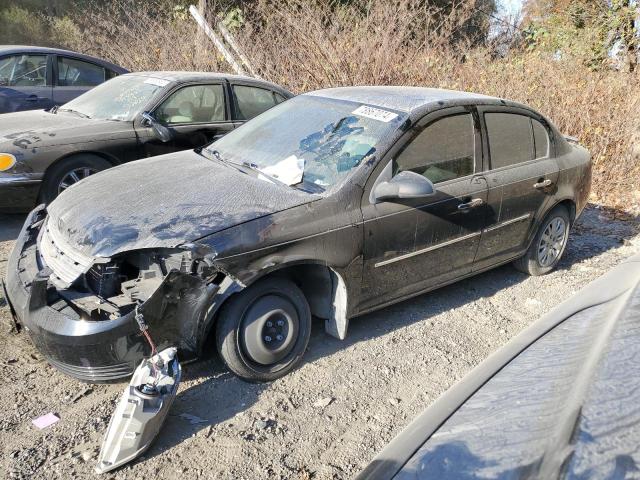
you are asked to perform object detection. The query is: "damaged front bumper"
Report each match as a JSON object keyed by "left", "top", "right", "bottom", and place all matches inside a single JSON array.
[{"left": 4, "top": 206, "right": 238, "bottom": 382}]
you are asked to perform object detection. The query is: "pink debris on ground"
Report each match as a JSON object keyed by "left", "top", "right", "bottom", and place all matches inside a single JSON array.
[{"left": 32, "top": 413, "right": 60, "bottom": 429}]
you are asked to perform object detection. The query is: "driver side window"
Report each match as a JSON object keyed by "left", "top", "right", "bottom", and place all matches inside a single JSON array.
[
  {"left": 394, "top": 113, "right": 475, "bottom": 184},
  {"left": 155, "top": 84, "right": 225, "bottom": 125}
]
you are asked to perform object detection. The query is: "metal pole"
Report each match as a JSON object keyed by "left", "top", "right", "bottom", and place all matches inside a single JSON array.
[
  {"left": 189, "top": 4, "right": 246, "bottom": 75},
  {"left": 217, "top": 21, "right": 259, "bottom": 78}
]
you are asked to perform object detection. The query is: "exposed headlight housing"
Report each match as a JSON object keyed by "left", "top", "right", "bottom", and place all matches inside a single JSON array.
[{"left": 0, "top": 153, "right": 16, "bottom": 172}]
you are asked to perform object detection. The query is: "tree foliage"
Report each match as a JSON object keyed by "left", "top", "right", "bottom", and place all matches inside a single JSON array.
[{"left": 522, "top": 0, "right": 639, "bottom": 71}]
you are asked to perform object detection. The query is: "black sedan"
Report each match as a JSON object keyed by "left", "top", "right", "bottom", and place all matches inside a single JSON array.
[
  {"left": 4, "top": 87, "right": 591, "bottom": 383},
  {"left": 0, "top": 71, "right": 292, "bottom": 210},
  {"left": 358, "top": 252, "right": 640, "bottom": 479},
  {"left": 0, "top": 45, "right": 127, "bottom": 113}
]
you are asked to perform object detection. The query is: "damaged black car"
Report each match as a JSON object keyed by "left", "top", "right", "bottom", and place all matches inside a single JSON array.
[{"left": 3, "top": 87, "right": 591, "bottom": 383}]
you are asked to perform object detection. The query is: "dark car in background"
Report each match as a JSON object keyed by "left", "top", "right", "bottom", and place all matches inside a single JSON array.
[
  {"left": 357, "top": 252, "right": 640, "bottom": 480},
  {"left": 4, "top": 87, "right": 590, "bottom": 383},
  {"left": 0, "top": 71, "right": 293, "bottom": 210},
  {"left": 0, "top": 45, "right": 127, "bottom": 113}
]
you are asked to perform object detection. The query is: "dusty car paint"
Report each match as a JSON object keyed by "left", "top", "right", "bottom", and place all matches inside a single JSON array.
[
  {"left": 4, "top": 86, "right": 591, "bottom": 381},
  {"left": 0, "top": 71, "right": 292, "bottom": 211},
  {"left": 357, "top": 253, "right": 640, "bottom": 480}
]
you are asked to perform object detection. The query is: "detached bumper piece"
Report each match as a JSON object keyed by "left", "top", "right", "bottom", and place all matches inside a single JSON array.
[{"left": 95, "top": 347, "right": 181, "bottom": 474}]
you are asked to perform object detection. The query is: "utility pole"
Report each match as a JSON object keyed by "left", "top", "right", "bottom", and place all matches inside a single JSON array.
[{"left": 196, "top": 0, "right": 208, "bottom": 68}]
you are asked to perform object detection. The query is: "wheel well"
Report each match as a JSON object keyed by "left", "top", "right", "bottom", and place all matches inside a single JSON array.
[
  {"left": 39, "top": 152, "right": 116, "bottom": 199},
  {"left": 254, "top": 264, "right": 350, "bottom": 340},
  {"left": 556, "top": 199, "right": 576, "bottom": 224}
]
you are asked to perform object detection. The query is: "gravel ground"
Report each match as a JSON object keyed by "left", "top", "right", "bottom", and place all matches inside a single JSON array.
[{"left": 1, "top": 205, "right": 639, "bottom": 480}]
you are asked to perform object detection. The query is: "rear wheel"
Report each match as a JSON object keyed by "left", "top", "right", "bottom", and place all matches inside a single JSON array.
[
  {"left": 513, "top": 205, "right": 571, "bottom": 276},
  {"left": 215, "top": 277, "right": 311, "bottom": 382},
  {"left": 40, "top": 154, "right": 111, "bottom": 204}
]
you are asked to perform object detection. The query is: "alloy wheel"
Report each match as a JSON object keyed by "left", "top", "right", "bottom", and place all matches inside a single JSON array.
[
  {"left": 58, "top": 167, "right": 98, "bottom": 194},
  {"left": 538, "top": 217, "right": 567, "bottom": 268}
]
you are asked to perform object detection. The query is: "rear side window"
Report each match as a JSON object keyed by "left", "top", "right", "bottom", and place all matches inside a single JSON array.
[
  {"left": 485, "top": 113, "right": 534, "bottom": 169},
  {"left": 394, "top": 113, "right": 475, "bottom": 184},
  {"left": 532, "top": 119, "right": 550, "bottom": 159},
  {"left": 233, "top": 85, "right": 278, "bottom": 120},
  {"left": 0, "top": 54, "right": 48, "bottom": 87},
  {"left": 57, "top": 57, "right": 106, "bottom": 87}
]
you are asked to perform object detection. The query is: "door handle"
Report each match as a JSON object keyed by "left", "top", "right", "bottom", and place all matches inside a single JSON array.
[
  {"left": 25, "top": 95, "right": 38, "bottom": 102},
  {"left": 533, "top": 179, "right": 553, "bottom": 189},
  {"left": 458, "top": 198, "right": 484, "bottom": 211}
]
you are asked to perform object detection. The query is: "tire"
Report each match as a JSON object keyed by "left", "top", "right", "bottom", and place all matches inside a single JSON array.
[
  {"left": 40, "top": 154, "right": 112, "bottom": 204},
  {"left": 513, "top": 205, "right": 571, "bottom": 276},
  {"left": 215, "top": 277, "right": 311, "bottom": 382}
]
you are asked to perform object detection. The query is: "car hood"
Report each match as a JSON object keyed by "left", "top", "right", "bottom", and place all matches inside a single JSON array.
[
  {"left": 46, "top": 150, "right": 318, "bottom": 258},
  {"left": 0, "top": 109, "right": 133, "bottom": 150}
]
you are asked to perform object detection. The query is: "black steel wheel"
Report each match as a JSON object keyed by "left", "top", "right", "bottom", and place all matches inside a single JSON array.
[{"left": 215, "top": 277, "right": 311, "bottom": 382}]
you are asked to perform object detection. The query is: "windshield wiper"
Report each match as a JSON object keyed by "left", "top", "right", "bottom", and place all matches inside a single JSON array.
[{"left": 58, "top": 108, "right": 90, "bottom": 119}]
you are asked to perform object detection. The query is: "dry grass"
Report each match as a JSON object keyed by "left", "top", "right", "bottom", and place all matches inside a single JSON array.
[{"left": 65, "top": 0, "right": 640, "bottom": 213}]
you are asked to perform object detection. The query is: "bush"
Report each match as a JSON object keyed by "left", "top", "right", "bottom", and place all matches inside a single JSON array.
[{"left": 60, "top": 0, "right": 640, "bottom": 213}]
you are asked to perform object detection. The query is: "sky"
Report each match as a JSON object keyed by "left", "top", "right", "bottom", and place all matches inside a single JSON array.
[{"left": 500, "top": 0, "right": 524, "bottom": 15}]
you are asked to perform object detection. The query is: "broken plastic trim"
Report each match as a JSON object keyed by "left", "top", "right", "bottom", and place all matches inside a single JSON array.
[{"left": 95, "top": 348, "right": 181, "bottom": 474}]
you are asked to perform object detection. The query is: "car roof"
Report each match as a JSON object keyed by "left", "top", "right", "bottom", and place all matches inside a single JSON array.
[
  {"left": 306, "top": 86, "right": 530, "bottom": 118},
  {"left": 127, "top": 71, "right": 293, "bottom": 97},
  {"left": 0, "top": 45, "right": 128, "bottom": 73}
]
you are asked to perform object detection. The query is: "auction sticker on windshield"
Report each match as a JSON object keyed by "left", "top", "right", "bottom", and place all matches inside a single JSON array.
[{"left": 352, "top": 105, "right": 398, "bottom": 123}]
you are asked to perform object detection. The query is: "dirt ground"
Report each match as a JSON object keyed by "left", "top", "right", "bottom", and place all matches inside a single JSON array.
[{"left": 1, "top": 205, "right": 639, "bottom": 480}]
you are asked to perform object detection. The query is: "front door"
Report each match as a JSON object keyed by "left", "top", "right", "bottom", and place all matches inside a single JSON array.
[
  {"left": 473, "top": 108, "right": 559, "bottom": 271},
  {"left": 138, "top": 83, "right": 234, "bottom": 157},
  {"left": 0, "top": 53, "right": 53, "bottom": 112},
  {"left": 359, "top": 107, "right": 488, "bottom": 312}
]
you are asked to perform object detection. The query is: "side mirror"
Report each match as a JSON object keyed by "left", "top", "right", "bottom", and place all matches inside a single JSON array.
[
  {"left": 141, "top": 112, "right": 173, "bottom": 143},
  {"left": 373, "top": 170, "right": 435, "bottom": 203}
]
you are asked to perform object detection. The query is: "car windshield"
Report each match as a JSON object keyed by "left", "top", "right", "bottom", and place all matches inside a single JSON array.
[
  {"left": 207, "top": 95, "right": 407, "bottom": 192},
  {"left": 59, "top": 75, "right": 168, "bottom": 121}
]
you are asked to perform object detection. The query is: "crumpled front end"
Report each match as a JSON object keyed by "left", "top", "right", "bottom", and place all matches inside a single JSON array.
[{"left": 4, "top": 206, "right": 239, "bottom": 382}]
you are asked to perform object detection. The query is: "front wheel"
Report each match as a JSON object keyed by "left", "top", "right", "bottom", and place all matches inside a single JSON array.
[
  {"left": 215, "top": 277, "right": 311, "bottom": 382},
  {"left": 40, "top": 154, "right": 111, "bottom": 204},
  {"left": 513, "top": 205, "right": 571, "bottom": 276}
]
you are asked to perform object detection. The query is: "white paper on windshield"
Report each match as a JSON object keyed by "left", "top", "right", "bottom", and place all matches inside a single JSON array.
[
  {"left": 144, "top": 78, "right": 170, "bottom": 87},
  {"left": 262, "top": 155, "right": 305, "bottom": 185},
  {"left": 352, "top": 105, "right": 398, "bottom": 123}
]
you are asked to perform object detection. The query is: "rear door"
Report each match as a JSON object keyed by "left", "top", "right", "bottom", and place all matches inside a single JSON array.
[
  {"left": 0, "top": 53, "right": 53, "bottom": 112},
  {"left": 52, "top": 55, "right": 109, "bottom": 105},
  {"left": 139, "top": 82, "right": 233, "bottom": 157},
  {"left": 230, "top": 83, "right": 285, "bottom": 126},
  {"left": 360, "top": 107, "right": 488, "bottom": 311},
  {"left": 473, "top": 107, "right": 559, "bottom": 270}
]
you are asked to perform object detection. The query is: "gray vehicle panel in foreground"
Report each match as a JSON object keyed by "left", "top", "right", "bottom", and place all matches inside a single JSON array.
[{"left": 357, "top": 252, "right": 640, "bottom": 479}]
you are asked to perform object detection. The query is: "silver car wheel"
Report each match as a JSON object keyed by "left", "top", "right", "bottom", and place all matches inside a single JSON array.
[
  {"left": 58, "top": 167, "right": 98, "bottom": 193},
  {"left": 538, "top": 217, "right": 567, "bottom": 268}
]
